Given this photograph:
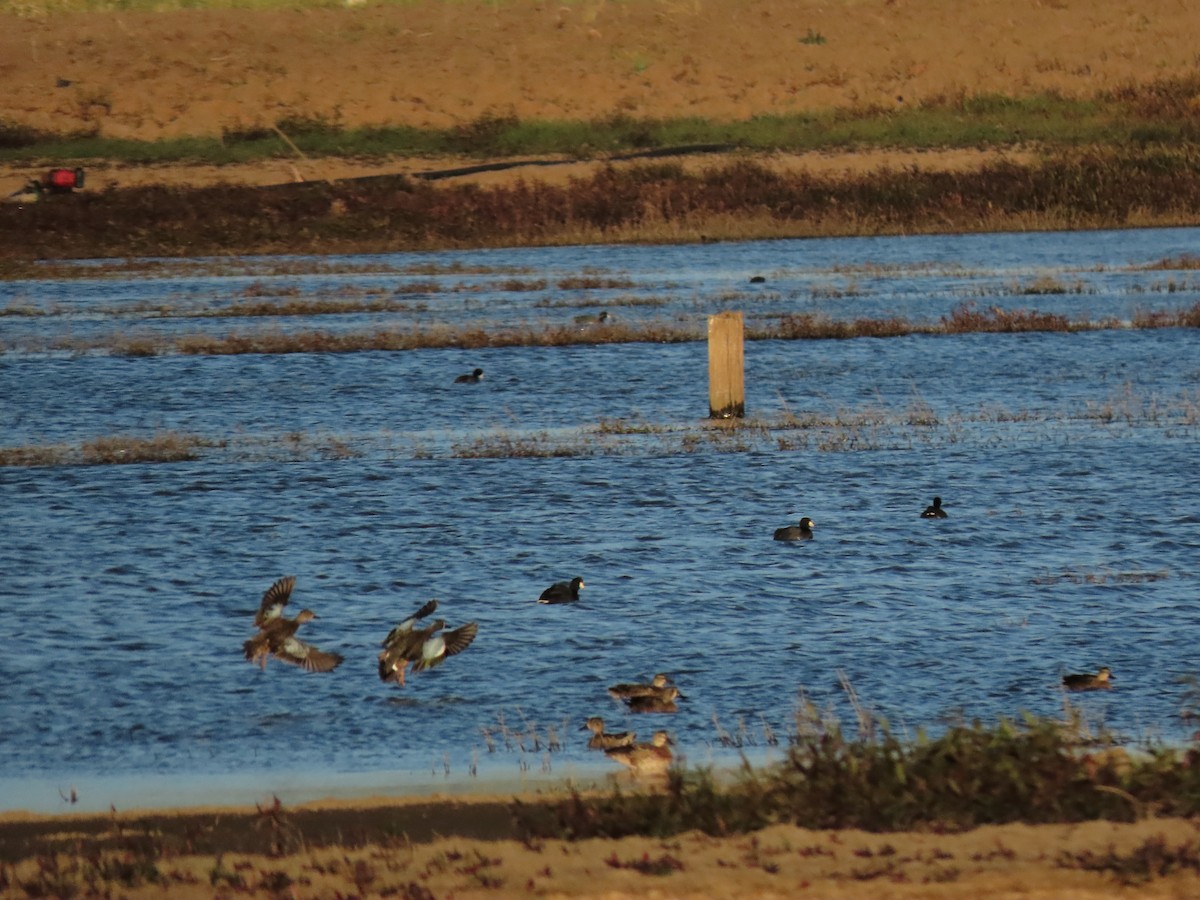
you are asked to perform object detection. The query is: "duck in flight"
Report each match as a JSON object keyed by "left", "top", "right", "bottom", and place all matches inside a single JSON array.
[
  {"left": 378, "top": 598, "right": 478, "bottom": 686},
  {"left": 243, "top": 575, "right": 344, "bottom": 673}
]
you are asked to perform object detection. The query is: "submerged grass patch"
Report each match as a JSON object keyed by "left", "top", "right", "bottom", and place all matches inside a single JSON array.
[
  {"left": 0, "top": 431, "right": 215, "bottom": 467},
  {"left": 14, "top": 300, "right": 1198, "bottom": 358},
  {"left": 7, "top": 386, "right": 1195, "bottom": 468}
]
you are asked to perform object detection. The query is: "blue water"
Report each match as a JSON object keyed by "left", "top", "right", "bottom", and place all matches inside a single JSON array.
[{"left": 2, "top": 227, "right": 1199, "bottom": 814}]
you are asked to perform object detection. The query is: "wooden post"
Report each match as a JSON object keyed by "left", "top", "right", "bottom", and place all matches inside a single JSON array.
[{"left": 708, "top": 311, "right": 745, "bottom": 419}]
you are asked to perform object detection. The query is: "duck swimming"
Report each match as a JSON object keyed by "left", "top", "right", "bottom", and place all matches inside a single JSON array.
[
  {"left": 243, "top": 575, "right": 344, "bottom": 672},
  {"left": 538, "top": 576, "right": 584, "bottom": 604},
  {"left": 378, "top": 599, "right": 478, "bottom": 686},
  {"left": 581, "top": 716, "right": 636, "bottom": 750},
  {"left": 454, "top": 367, "right": 484, "bottom": 384},
  {"left": 608, "top": 673, "right": 673, "bottom": 701},
  {"left": 1063, "top": 666, "right": 1114, "bottom": 691},
  {"left": 624, "top": 686, "right": 682, "bottom": 714},
  {"left": 921, "top": 496, "right": 948, "bottom": 518},
  {"left": 773, "top": 517, "right": 815, "bottom": 541},
  {"left": 604, "top": 730, "right": 673, "bottom": 777},
  {"left": 573, "top": 310, "right": 612, "bottom": 325}
]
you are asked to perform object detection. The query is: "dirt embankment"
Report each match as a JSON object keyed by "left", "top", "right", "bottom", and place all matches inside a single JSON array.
[
  {"left": 2, "top": 0, "right": 1199, "bottom": 191},
  {"left": 5, "top": 795, "right": 1200, "bottom": 899}
]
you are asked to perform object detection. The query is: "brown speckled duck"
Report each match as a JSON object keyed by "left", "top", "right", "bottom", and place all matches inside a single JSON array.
[
  {"left": 604, "top": 730, "right": 674, "bottom": 777},
  {"left": 624, "top": 686, "right": 682, "bottom": 714},
  {"left": 378, "top": 598, "right": 478, "bottom": 686},
  {"left": 243, "top": 575, "right": 344, "bottom": 673},
  {"left": 608, "top": 673, "right": 673, "bottom": 701},
  {"left": 1063, "top": 666, "right": 1114, "bottom": 692},
  {"left": 581, "top": 716, "right": 636, "bottom": 750}
]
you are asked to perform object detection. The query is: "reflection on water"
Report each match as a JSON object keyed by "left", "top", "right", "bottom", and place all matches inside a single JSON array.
[{"left": 2, "top": 227, "right": 1199, "bottom": 813}]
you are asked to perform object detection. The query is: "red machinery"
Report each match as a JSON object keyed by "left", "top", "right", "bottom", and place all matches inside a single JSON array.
[
  {"left": 5, "top": 167, "right": 86, "bottom": 204},
  {"left": 42, "top": 167, "right": 86, "bottom": 193}
]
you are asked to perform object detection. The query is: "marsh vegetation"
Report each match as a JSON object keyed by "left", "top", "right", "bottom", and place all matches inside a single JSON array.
[{"left": 5, "top": 77, "right": 1200, "bottom": 261}]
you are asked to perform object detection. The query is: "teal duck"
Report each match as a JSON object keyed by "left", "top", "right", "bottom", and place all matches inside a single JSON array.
[
  {"left": 379, "top": 599, "right": 478, "bottom": 686},
  {"left": 608, "top": 673, "right": 673, "bottom": 701},
  {"left": 921, "top": 496, "right": 948, "bottom": 518},
  {"left": 604, "top": 730, "right": 673, "bottom": 777},
  {"left": 581, "top": 716, "right": 636, "bottom": 750},
  {"left": 624, "top": 686, "right": 682, "bottom": 714},
  {"left": 773, "top": 517, "right": 815, "bottom": 541},
  {"left": 243, "top": 575, "right": 344, "bottom": 672},
  {"left": 1063, "top": 667, "right": 1114, "bottom": 691},
  {"left": 539, "top": 576, "right": 584, "bottom": 604},
  {"left": 573, "top": 310, "right": 612, "bottom": 325},
  {"left": 455, "top": 367, "right": 484, "bottom": 384}
]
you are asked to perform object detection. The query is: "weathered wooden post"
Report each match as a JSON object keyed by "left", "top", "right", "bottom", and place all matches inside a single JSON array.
[{"left": 707, "top": 311, "right": 745, "bottom": 418}]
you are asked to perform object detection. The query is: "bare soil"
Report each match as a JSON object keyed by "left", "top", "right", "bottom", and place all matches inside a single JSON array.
[
  {"left": 5, "top": 793, "right": 1200, "bottom": 898},
  {"left": 2, "top": 0, "right": 1199, "bottom": 191}
]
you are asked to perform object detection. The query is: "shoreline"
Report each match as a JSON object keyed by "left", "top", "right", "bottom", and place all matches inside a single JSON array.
[
  {"left": 0, "top": 764, "right": 619, "bottom": 819},
  {"left": 5, "top": 786, "right": 1200, "bottom": 898}
]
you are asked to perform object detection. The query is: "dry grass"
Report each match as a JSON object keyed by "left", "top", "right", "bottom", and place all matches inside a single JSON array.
[
  {"left": 1140, "top": 254, "right": 1200, "bottom": 271},
  {"left": 6, "top": 150, "right": 1200, "bottom": 260}
]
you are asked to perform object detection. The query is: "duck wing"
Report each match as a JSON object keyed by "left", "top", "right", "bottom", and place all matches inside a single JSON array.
[
  {"left": 255, "top": 575, "right": 297, "bottom": 627},
  {"left": 608, "top": 682, "right": 657, "bottom": 699},
  {"left": 625, "top": 695, "right": 679, "bottom": 713},
  {"left": 441, "top": 621, "right": 478, "bottom": 658},
  {"left": 382, "top": 599, "right": 439, "bottom": 647},
  {"left": 275, "top": 635, "right": 344, "bottom": 673},
  {"left": 411, "top": 621, "right": 478, "bottom": 672},
  {"left": 590, "top": 731, "right": 636, "bottom": 750}
]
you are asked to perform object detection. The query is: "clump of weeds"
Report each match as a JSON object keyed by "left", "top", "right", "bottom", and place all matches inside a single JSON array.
[
  {"left": 1058, "top": 835, "right": 1200, "bottom": 885},
  {"left": 515, "top": 708, "right": 1200, "bottom": 843}
]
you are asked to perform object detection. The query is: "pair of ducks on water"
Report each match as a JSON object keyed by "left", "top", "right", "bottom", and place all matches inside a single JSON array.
[
  {"left": 773, "top": 497, "right": 949, "bottom": 542},
  {"left": 243, "top": 576, "right": 477, "bottom": 685},
  {"left": 583, "top": 673, "right": 683, "bottom": 776}
]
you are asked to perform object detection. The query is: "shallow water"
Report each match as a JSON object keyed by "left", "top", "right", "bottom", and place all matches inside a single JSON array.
[{"left": 2, "top": 227, "right": 1199, "bottom": 814}]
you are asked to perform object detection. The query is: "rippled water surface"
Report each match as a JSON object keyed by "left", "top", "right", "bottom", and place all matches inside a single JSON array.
[{"left": 2, "top": 228, "right": 1199, "bottom": 813}]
